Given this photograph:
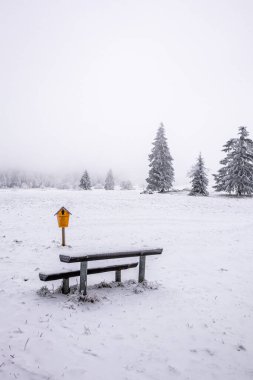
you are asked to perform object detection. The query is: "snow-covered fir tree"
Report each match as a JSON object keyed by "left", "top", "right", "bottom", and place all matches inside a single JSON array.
[
  {"left": 189, "top": 153, "right": 209, "bottom": 196},
  {"left": 79, "top": 170, "right": 91, "bottom": 190},
  {"left": 213, "top": 126, "right": 253, "bottom": 196},
  {"left": 104, "top": 169, "right": 115, "bottom": 190},
  {"left": 146, "top": 123, "right": 174, "bottom": 192}
]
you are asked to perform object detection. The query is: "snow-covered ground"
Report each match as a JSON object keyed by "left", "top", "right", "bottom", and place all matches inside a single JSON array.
[{"left": 0, "top": 189, "right": 253, "bottom": 380}]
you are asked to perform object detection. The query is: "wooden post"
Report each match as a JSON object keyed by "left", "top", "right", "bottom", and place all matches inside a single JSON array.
[
  {"left": 62, "top": 227, "right": 65, "bottom": 246},
  {"left": 80, "top": 261, "right": 88, "bottom": 295},
  {"left": 115, "top": 270, "right": 121, "bottom": 282},
  {"left": 62, "top": 278, "right": 70, "bottom": 294},
  {"left": 138, "top": 255, "right": 146, "bottom": 282}
]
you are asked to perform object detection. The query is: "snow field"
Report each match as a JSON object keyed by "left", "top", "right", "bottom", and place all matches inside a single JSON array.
[{"left": 0, "top": 189, "right": 253, "bottom": 380}]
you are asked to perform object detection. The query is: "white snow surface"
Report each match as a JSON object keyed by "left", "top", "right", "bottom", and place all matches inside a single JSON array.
[{"left": 0, "top": 189, "right": 252, "bottom": 380}]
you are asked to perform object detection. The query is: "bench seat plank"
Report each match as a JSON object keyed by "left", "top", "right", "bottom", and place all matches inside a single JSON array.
[
  {"left": 60, "top": 248, "right": 163, "bottom": 263},
  {"left": 39, "top": 262, "right": 138, "bottom": 282}
]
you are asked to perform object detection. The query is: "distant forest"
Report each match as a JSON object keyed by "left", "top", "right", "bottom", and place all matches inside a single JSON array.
[
  {"left": 0, "top": 170, "right": 134, "bottom": 190},
  {"left": 0, "top": 170, "right": 81, "bottom": 189}
]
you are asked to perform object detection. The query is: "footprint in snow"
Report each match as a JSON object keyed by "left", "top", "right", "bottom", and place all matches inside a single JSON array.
[
  {"left": 205, "top": 348, "right": 215, "bottom": 356},
  {"left": 237, "top": 344, "right": 246, "bottom": 351},
  {"left": 83, "top": 349, "right": 98, "bottom": 357},
  {"left": 168, "top": 365, "right": 180, "bottom": 375}
]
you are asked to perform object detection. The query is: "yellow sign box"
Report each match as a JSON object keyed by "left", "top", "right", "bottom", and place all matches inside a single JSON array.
[{"left": 54, "top": 207, "right": 71, "bottom": 228}]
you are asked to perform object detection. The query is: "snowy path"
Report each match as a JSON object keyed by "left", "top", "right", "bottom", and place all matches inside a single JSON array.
[{"left": 0, "top": 189, "right": 252, "bottom": 380}]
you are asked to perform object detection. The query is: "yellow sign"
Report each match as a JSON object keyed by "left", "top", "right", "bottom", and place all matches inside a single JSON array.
[{"left": 54, "top": 207, "right": 71, "bottom": 228}]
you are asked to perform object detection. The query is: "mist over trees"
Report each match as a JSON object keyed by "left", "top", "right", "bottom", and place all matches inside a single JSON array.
[
  {"left": 0, "top": 168, "right": 134, "bottom": 190},
  {"left": 104, "top": 170, "right": 115, "bottom": 190},
  {"left": 120, "top": 180, "right": 133, "bottom": 190},
  {"left": 2, "top": 125, "right": 253, "bottom": 197},
  {"left": 80, "top": 170, "right": 91, "bottom": 190},
  {"left": 0, "top": 170, "right": 81, "bottom": 189}
]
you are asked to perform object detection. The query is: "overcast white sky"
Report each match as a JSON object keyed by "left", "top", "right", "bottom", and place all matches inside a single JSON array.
[{"left": 0, "top": 0, "right": 253, "bottom": 185}]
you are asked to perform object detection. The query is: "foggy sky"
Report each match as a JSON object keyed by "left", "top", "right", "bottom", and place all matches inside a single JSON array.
[{"left": 1, "top": 0, "right": 253, "bottom": 186}]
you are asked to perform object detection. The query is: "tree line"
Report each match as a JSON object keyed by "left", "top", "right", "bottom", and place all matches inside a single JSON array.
[
  {"left": 1, "top": 123, "right": 253, "bottom": 196},
  {"left": 0, "top": 169, "right": 134, "bottom": 190},
  {"left": 0, "top": 171, "right": 78, "bottom": 189},
  {"left": 79, "top": 169, "right": 133, "bottom": 190},
  {"left": 145, "top": 123, "right": 253, "bottom": 196}
]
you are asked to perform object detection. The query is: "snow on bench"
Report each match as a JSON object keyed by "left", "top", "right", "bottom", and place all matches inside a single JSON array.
[{"left": 59, "top": 248, "right": 163, "bottom": 295}]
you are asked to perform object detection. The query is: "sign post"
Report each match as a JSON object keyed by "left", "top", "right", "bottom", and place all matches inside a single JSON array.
[
  {"left": 62, "top": 227, "right": 66, "bottom": 246},
  {"left": 54, "top": 207, "right": 71, "bottom": 246}
]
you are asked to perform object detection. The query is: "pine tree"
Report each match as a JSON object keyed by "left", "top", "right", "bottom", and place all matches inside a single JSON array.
[
  {"left": 146, "top": 123, "right": 174, "bottom": 192},
  {"left": 189, "top": 153, "right": 209, "bottom": 196},
  {"left": 79, "top": 170, "right": 91, "bottom": 190},
  {"left": 213, "top": 126, "right": 253, "bottom": 196},
  {"left": 105, "top": 169, "right": 115, "bottom": 190}
]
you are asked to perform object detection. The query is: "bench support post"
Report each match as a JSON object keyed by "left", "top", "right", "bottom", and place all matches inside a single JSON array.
[
  {"left": 62, "top": 278, "right": 70, "bottom": 294},
  {"left": 80, "top": 261, "right": 88, "bottom": 295},
  {"left": 138, "top": 255, "right": 146, "bottom": 282},
  {"left": 115, "top": 270, "right": 121, "bottom": 282}
]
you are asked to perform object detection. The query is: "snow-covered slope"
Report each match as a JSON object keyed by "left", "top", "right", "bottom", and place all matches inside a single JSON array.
[{"left": 0, "top": 189, "right": 252, "bottom": 380}]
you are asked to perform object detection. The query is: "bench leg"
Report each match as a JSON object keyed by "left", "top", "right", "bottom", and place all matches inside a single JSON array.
[
  {"left": 115, "top": 270, "right": 121, "bottom": 282},
  {"left": 80, "top": 261, "right": 88, "bottom": 295},
  {"left": 138, "top": 256, "right": 146, "bottom": 282},
  {"left": 62, "top": 278, "right": 70, "bottom": 294}
]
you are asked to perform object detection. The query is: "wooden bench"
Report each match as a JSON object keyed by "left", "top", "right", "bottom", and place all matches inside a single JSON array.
[
  {"left": 39, "top": 262, "right": 138, "bottom": 294},
  {"left": 59, "top": 248, "right": 163, "bottom": 295}
]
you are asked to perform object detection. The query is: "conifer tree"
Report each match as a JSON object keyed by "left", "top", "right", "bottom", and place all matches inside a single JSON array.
[
  {"left": 79, "top": 170, "right": 91, "bottom": 190},
  {"left": 189, "top": 153, "right": 209, "bottom": 196},
  {"left": 213, "top": 126, "right": 253, "bottom": 196},
  {"left": 105, "top": 169, "right": 115, "bottom": 190},
  {"left": 146, "top": 123, "right": 174, "bottom": 192}
]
